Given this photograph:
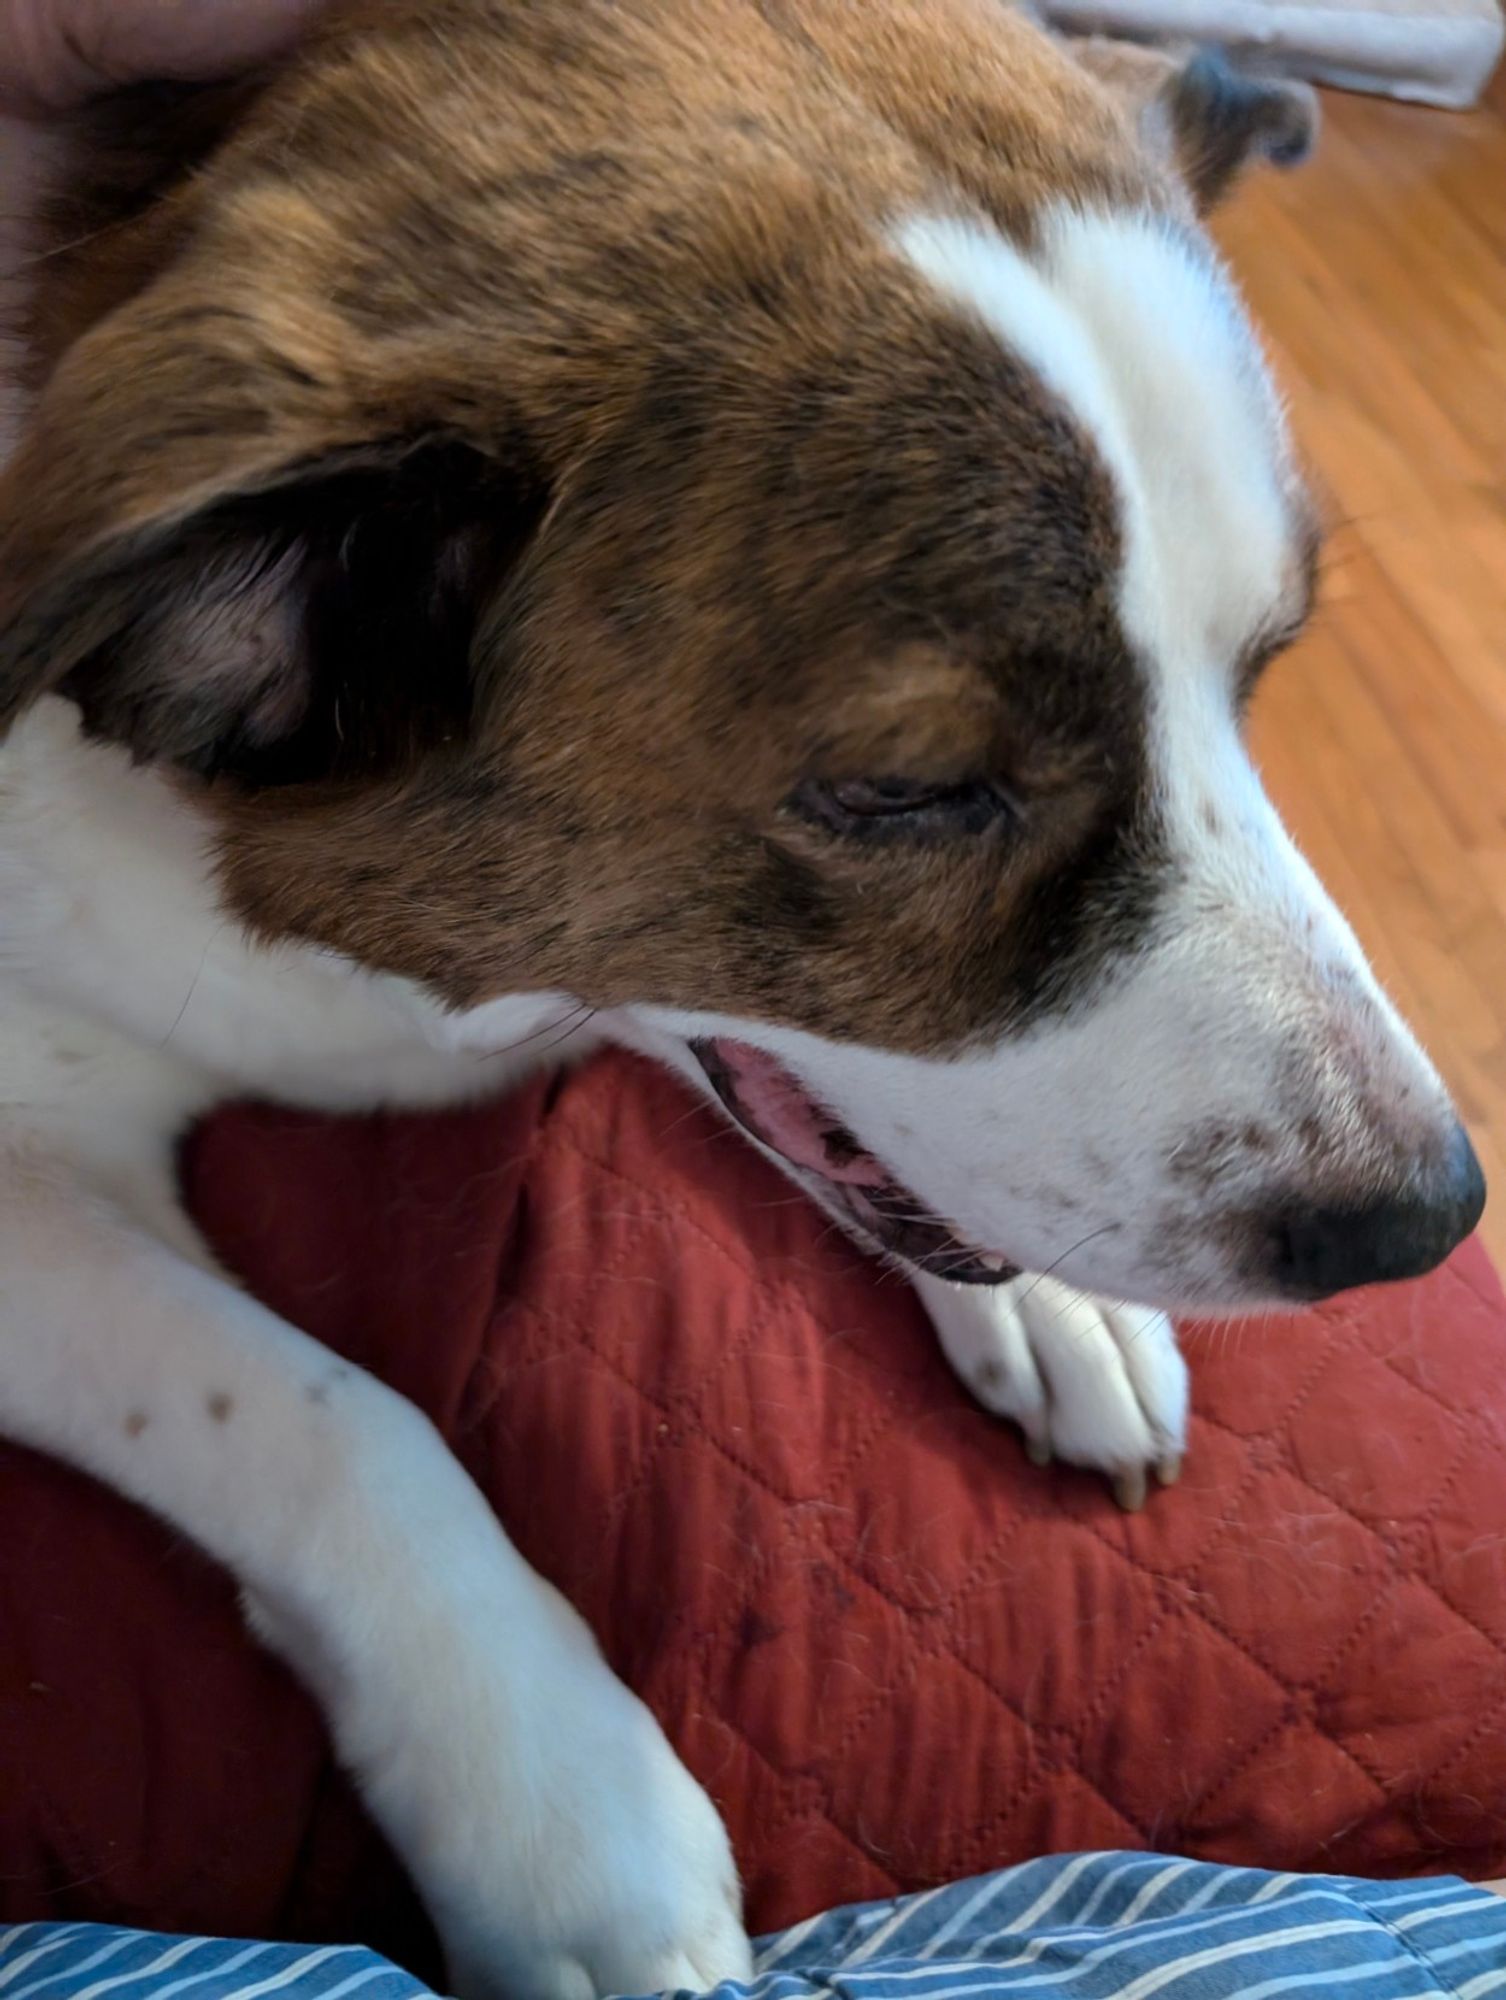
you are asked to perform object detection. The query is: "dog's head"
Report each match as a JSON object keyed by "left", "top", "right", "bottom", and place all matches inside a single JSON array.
[{"left": 0, "top": 0, "right": 1482, "bottom": 1307}]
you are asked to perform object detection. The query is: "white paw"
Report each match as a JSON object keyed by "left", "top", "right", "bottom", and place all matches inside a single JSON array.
[
  {"left": 914, "top": 1271, "right": 1189, "bottom": 1510},
  {"left": 233, "top": 1374, "right": 746, "bottom": 2000},
  {"left": 420, "top": 1604, "right": 753, "bottom": 2000}
]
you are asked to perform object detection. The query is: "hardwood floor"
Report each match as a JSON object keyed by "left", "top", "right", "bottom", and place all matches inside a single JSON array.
[{"left": 1216, "top": 72, "right": 1506, "bottom": 1268}]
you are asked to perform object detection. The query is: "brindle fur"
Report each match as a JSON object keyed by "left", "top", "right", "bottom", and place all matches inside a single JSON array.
[{"left": 0, "top": 0, "right": 1310, "bottom": 1050}]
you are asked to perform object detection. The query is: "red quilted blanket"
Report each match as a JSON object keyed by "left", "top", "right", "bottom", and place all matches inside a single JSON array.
[{"left": 2, "top": 1048, "right": 1504, "bottom": 1982}]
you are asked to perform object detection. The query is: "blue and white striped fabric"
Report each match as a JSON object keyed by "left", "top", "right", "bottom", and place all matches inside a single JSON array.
[
  {"left": 7, "top": 1854, "right": 1506, "bottom": 2000},
  {"left": 0, "top": 1926, "right": 428, "bottom": 2000},
  {"left": 740, "top": 1854, "right": 1506, "bottom": 2000}
]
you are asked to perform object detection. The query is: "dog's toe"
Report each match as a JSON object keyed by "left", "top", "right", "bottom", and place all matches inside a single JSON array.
[{"left": 919, "top": 1271, "right": 1190, "bottom": 1498}]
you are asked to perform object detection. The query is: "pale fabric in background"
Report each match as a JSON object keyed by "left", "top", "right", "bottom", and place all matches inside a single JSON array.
[{"left": 1045, "top": 0, "right": 1504, "bottom": 107}]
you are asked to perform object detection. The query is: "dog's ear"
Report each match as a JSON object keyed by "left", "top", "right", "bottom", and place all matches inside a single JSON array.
[
  {"left": 1157, "top": 49, "right": 1317, "bottom": 210},
  {"left": 1069, "top": 38, "right": 1317, "bottom": 212},
  {"left": 0, "top": 287, "right": 547, "bottom": 784}
]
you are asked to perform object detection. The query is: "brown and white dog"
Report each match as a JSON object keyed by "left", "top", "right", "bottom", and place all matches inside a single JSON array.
[{"left": 0, "top": 3, "right": 1485, "bottom": 1994}]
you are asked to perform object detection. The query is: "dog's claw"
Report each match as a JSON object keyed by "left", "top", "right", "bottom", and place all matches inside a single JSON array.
[
  {"left": 1155, "top": 1454, "right": 1183, "bottom": 1488},
  {"left": 1024, "top": 1433, "right": 1053, "bottom": 1467},
  {"left": 1113, "top": 1468, "right": 1147, "bottom": 1514}
]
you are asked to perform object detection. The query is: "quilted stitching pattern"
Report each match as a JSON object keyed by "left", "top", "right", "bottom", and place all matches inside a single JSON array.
[
  {"left": 1, "top": 1049, "right": 1503, "bottom": 1978},
  {"left": 473, "top": 1061, "right": 1506, "bottom": 1926}
]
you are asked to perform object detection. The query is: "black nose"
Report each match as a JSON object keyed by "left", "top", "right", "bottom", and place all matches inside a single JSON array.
[{"left": 1272, "top": 1124, "right": 1486, "bottom": 1300}]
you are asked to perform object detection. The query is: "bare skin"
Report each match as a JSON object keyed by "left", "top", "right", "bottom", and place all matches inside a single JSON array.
[{"left": 0, "top": 0, "right": 322, "bottom": 114}]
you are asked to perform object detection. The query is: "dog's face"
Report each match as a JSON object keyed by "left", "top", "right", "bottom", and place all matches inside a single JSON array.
[{"left": 0, "top": 0, "right": 1482, "bottom": 1307}]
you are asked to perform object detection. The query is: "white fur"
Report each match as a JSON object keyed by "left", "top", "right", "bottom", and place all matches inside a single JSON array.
[
  {"left": 0, "top": 200, "right": 1463, "bottom": 1999},
  {"left": 0, "top": 1136, "right": 745, "bottom": 2000},
  {"left": 0, "top": 705, "right": 750, "bottom": 2000},
  {"left": 893, "top": 206, "right": 1302, "bottom": 669}
]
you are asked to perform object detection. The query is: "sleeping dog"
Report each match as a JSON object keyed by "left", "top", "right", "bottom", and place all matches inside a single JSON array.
[{"left": 0, "top": 2, "right": 1485, "bottom": 1995}]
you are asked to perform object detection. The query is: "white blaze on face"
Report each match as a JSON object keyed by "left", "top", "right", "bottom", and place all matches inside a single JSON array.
[
  {"left": 891, "top": 211, "right": 1307, "bottom": 953},
  {"left": 892, "top": 206, "right": 1302, "bottom": 773},
  {"left": 625, "top": 207, "right": 1460, "bottom": 1309}
]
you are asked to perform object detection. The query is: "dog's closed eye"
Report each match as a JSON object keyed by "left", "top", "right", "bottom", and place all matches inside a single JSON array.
[{"left": 790, "top": 775, "right": 1018, "bottom": 842}]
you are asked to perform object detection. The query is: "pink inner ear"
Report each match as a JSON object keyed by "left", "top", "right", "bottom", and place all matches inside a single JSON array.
[{"left": 708, "top": 1038, "right": 890, "bottom": 1187}]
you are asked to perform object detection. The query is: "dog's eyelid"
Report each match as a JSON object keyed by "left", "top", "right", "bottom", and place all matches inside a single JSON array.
[{"left": 787, "top": 774, "right": 1018, "bottom": 844}]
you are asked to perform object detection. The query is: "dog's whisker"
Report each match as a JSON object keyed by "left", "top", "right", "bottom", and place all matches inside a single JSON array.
[
  {"left": 1014, "top": 1225, "right": 1121, "bottom": 1310},
  {"left": 480, "top": 1005, "right": 597, "bottom": 1063}
]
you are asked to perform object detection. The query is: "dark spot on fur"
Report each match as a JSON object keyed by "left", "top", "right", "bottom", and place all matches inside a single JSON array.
[
  {"left": 123, "top": 1410, "right": 150, "bottom": 1438},
  {"left": 305, "top": 1365, "right": 353, "bottom": 1403},
  {"left": 1037, "top": 1186, "right": 1082, "bottom": 1216},
  {"left": 207, "top": 1392, "right": 234, "bottom": 1423},
  {"left": 1170, "top": 1121, "right": 1243, "bottom": 1188}
]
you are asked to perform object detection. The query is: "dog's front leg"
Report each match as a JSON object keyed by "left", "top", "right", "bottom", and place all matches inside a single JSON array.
[
  {"left": 0, "top": 1153, "right": 751, "bottom": 2000},
  {"left": 910, "top": 1270, "right": 1189, "bottom": 1510}
]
